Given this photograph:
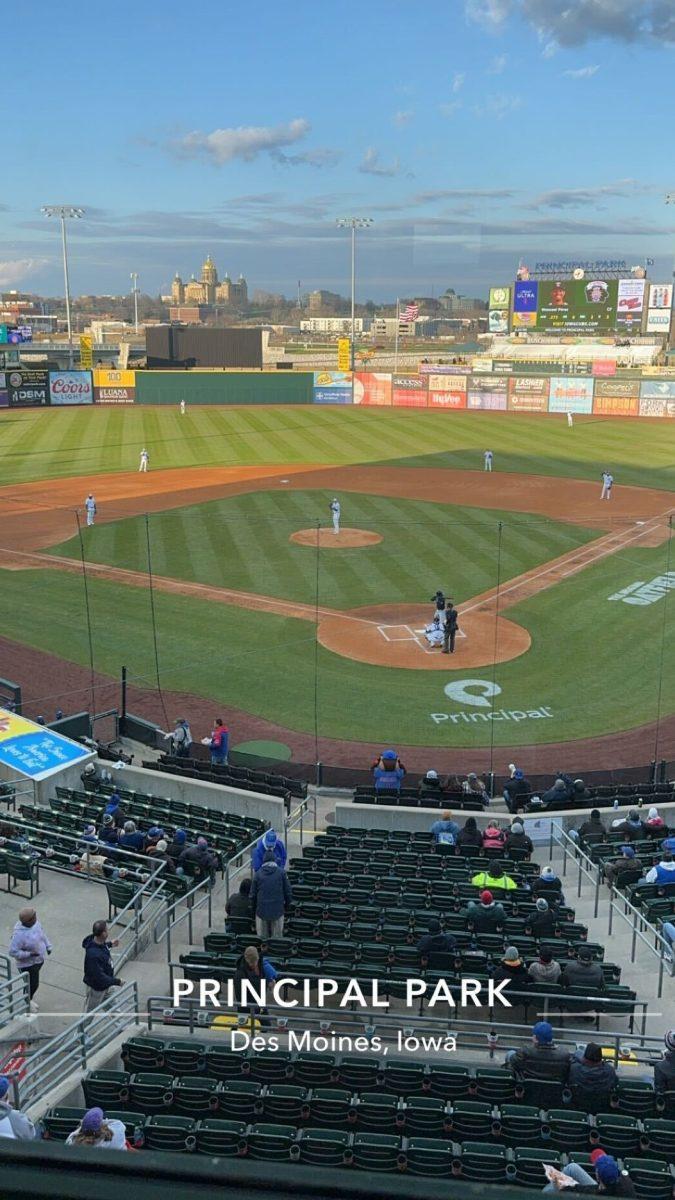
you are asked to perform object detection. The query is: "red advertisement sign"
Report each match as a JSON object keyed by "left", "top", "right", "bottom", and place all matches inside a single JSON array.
[
  {"left": 353, "top": 372, "right": 392, "bottom": 406},
  {"left": 592, "top": 360, "right": 617, "bottom": 376},
  {"left": 428, "top": 389, "right": 467, "bottom": 409},
  {"left": 392, "top": 375, "right": 428, "bottom": 408}
]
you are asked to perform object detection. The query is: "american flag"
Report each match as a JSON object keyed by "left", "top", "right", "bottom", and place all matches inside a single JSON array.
[{"left": 401, "top": 303, "right": 419, "bottom": 322}]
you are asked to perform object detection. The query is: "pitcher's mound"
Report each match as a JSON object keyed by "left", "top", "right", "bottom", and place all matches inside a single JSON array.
[{"left": 290, "top": 528, "right": 383, "bottom": 549}]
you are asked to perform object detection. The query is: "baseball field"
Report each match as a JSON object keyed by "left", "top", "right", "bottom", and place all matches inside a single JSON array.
[{"left": 0, "top": 403, "right": 673, "bottom": 773}]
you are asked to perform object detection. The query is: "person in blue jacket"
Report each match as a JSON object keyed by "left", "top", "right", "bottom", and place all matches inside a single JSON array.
[
  {"left": 372, "top": 749, "right": 406, "bottom": 793},
  {"left": 250, "top": 852, "right": 293, "bottom": 939},
  {"left": 251, "top": 828, "right": 287, "bottom": 872},
  {"left": 82, "top": 920, "right": 121, "bottom": 1012}
]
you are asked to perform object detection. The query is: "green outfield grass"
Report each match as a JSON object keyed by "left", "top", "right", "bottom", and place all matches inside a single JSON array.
[
  {"left": 48, "top": 491, "right": 597, "bottom": 609},
  {"left": 1, "top": 406, "right": 675, "bottom": 489}
]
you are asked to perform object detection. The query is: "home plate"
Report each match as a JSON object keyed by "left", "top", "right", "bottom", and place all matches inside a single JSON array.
[{"left": 280, "top": 479, "right": 290, "bottom": 484}]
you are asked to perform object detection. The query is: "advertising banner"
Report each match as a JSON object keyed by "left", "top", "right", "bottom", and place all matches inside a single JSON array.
[
  {"left": 616, "top": 278, "right": 646, "bottom": 332},
  {"left": 488, "top": 286, "right": 510, "bottom": 335},
  {"left": 512, "top": 280, "right": 539, "bottom": 329},
  {"left": 427, "top": 374, "right": 467, "bottom": 392},
  {"left": 428, "top": 388, "right": 467, "bottom": 409},
  {"left": 353, "top": 372, "right": 392, "bottom": 406},
  {"left": 507, "top": 376, "right": 549, "bottom": 412},
  {"left": 591, "top": 360, "right": 617, "bottom": 376},
  {"left": 337, "top": 338, "right": 351, "bottom": 372},
  {"left": 0, "top": 371, "right": 7, "bottom": 408},
  {"left": 7, "top": 368, "right": 49, "bottom": 407},
  {"left": 537, "top": 279, "right": 618, "bottom": 334},
  {"left": 392, "top": 375, "right": 428, "bottom": 408},
  {"left": 646, "top": 309, "right": 672, "bottom": 334},
  {"left": 0, "top": 707, "right": 92, "bottom": 780},
  {"left": 418, "top": 364, "right": 468, "bottom": 375},
  {"left": 467, "top": 375, "right": 508, "bottom": 410},
  {"left": 79, "top": 335, "right": 93, "bottom": 370},
  {"left": 549, "top": 376, "right": 594, "bottom": 413},
  {"left": 49, "top": 371, "right": 94, "bottom": 406},
  {"left": 593, "top": 380, "right": 639, "bottom": 416},
  {"left": 639, "top": 395, "right": 675, "bottom": 418},
  {"left": 93, "top": 368, "right": 136, "bottom": 404},
  {"left": 313, "top": 371, "right": 352, "bottom": 404},
  {"left": 648, "top": 284, "right": 673, "bottom": 309}
]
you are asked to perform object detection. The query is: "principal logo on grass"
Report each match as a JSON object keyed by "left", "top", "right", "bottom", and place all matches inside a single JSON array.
[
  {"left": 608, "top": 572, "right": 675, "bottom": 607},
  {"left": 431, "top": 678, "right": 554, "bottom": 725}
]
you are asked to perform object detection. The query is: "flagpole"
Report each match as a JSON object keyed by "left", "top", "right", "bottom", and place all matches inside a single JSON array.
[{"left": 394, "top": 298, "right": 399, "bottom": 374}]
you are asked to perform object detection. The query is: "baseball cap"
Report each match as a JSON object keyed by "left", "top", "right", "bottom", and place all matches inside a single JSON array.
[
  {"left": 514, "top": 769, "right": 524, "bottom": 780},
  {"left": 381, "top": 749, "right": 398, "bottom": 760},
  {"left": 147, "top": 826, "right": 163, "bottom": 838},
  {"left": 541, "top": 866, "right": 556, "bottom": 879},
  {"left": 590, "top": 1148, "right": 607, "bottom": 1165},
  {"left": 594, "top": 1156, "right": 619, "bottom": 1185},
  {"left": 173, "top": 829, "right": 187, "bottom": 844},
  {"left": 578, "top": 946, "right": 593, "bottom": 961},
  {"left": 621, "top": 845, "right": 636, "bottom": 858},
  {"left": 532, "top": 1021, "right": 553, "bottom": 1044},
  {"left": 263, "top": 829, "right": 277, "bottom": 846},
  {"left": 80, "top": 1107, "right": 105, "bottom": 1134},
  {"left": 426, "top": 769, "right": 438, "bottom": 780},
  {"left": 480, "top": 890, "right": 493, "bottom": 904},
  {"left": 0, "top": 1076, "right": 9, "bottom": 1099}
]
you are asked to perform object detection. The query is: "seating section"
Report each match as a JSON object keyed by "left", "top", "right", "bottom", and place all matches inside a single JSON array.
[
  {"left": 37, "top": 1043, "right": 675, "bottom": 1194},
  {"left": 357, "top": 780, "right": 675, "bottom": 811},
  {"left": 151, "top": 753, "right": 307, "bottom": 807}
]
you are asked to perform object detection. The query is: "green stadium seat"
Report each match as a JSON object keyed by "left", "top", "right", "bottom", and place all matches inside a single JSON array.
[
  {"left": 41, "top": 1107, "right": 86, "bottom": 1141},
  {"left": 336, "top": 1055, "right": 381, "bottom": 1089},
  {"left": 453, "top": 1141, "right": 509, "bottom": 1183},
  {"left": 401, "top": 1095, "right": 448, "bottom": 1137},
  {"left": 353, "top": 1091, "right": 401, "bottom": 1132},
  {"left": 448, "top": 1099, "right": 494, "bottom": 1140},
  {"left": 82, "top": 1070, "right": 130, "bottom": 1108},
  {"left": 496, "top": 1104, "right": 543, "bottom": 1146},
  {"left": 295, "top": 1127, "right": 351, "bottom": 1166},
  {"left": 291, "top": 1052, "right": 337, "bottom": 1087},
  {"left": 127, "top": 1072, "right": 175, "bottom": 1113},
  {"left": 622, "top": 1158, "right": 674, "bottom": 1200},
  {"left": 427, "top": 1065, "right": 472, "bottom": 1100},
  {"left": 163, "top": 1040, "right": 207, "bottom": 1074},
  {"left": 203, "top": 1046, "right": 246, "bottom": 1081},
  {"left": 244, "top": 1051, "right": 292, "bottom": 1083},
  {"left": 473, "top": 1067, "right": 518, "bottom": 1104},
  {"left": 261, "top": 1083, "right": 309, "bottom": 1123},
  {"left": 245, "top": 1122, "right": 296, "bottom": 1161},
  {"left": 142, "top": 1114, "right": 197, "bottom": 1152},
  {"left": 405, "top": 1136, "right": 455, "bottom": 1177},
  {"left": 594, "top": 1113, "right": 641, "bottom": 1156},
  {"left": 194, "top": 1118, "right": 247, "bottom": 1155},
  {"left": 217, "top": 1078, "right": 263, "bottom": 1120},
  {"left": 545, "top": 1108, "right": 591, "bottom": 1152},
  {"left": 7, "top": 852, "right": 39, "bottom": 898},
  {"left": 380, "top": 1061, "right": 426, "bottom": 1096},
  {"left": 171, "top": 1076, "right": 220, "bottom": 1117},
  {"left": 305, "top": 1087, "right": 353, "bottom": 1129},
  {"left": 351, "top": 1131, "right": 404, "bottom": 1172},
  {"left": 641, "top": 1119, "right": 675, "bottom": 1162},
  {"left": 612, "top": 1080, "right": 656, "bottom": 1118},
  {"left": 121, "top": 1037, "right": 166, "bottom": 1072},
  {"left": 510, "top": 1145, "right": 561, "bottom": 1188}
]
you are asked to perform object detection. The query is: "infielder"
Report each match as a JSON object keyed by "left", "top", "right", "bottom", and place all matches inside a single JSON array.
[
  {"left": 330, "top": 497, "right": 341, "bottom": 534},
  {"left": 139, "top": 448, "right": 149, "bottom": 473},
  {"left": 84, "top": 494, "right": 97, "bottom": 527},
  {"left": 600, "top": 470, "right": 614, "bottom": 500},
  {"left": 180, "top": 399, "right": 186, "bottom": 415},
  {"left": 484, "top": 449, "right": 493, "bottom": 472},
  {"left": 567, "top": 411, "right": 574, "bottom": 428}
]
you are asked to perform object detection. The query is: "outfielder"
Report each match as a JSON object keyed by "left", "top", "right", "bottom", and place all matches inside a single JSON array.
[
  {"left": 84, "top": 494, "right": 97, "bottom": 527},
  {"left": 484, "top": 449, "right": 493, "bottom": 472},
  {"left": 600, "top": 470, "right": 614, "bottom": 500},
  {"left": 180, "top": 399, "right": 186, "bottom": 415},
  {"left": 139, "top": 448, "right": 149, "bottom": 473},
  {"left": 567, "top": 411, "right": 574, "bottom": 428},
  {"left": 330, "top": 497, "right": 341, "bottom": 534}
]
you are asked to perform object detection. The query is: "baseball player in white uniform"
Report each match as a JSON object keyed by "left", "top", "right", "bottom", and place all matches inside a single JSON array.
[
  {"left": 567, "top": 411, "right": 574, "bottom": 428},
  {"left": 139, "top": 448, "right": 149, "bottom": 472},
  {"left": 330, "top": 497, "right": 341, "bottom": 534},
  {"left": 84, "top": 495, "right": 97, "bottom": 527},
  {"left": 600, "top": 470, "right": 614, "bottom": 500},
  {"left": 180, "top": 399, "right": 186, "bottom": 415},
  {"left": 484, "top": 449, "right": 493, "bottom": 472}
]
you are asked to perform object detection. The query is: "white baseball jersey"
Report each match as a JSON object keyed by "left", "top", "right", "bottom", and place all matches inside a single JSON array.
[
  {"left": 602, "top": 472, "right": 613, "bottom": 489},
  {"left": 84, "top": 496, "right": 96, "bottom": 514},
  {"left": 330, "top": 501, "right": 341, "bottom": 517}
]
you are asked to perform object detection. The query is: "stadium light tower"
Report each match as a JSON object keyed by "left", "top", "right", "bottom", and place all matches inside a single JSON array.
[
  {"left": 130, "top": 272, "right": 139, "bottom": 333},
  {"left": 336, "top": 217, "right": 373, "bottom": 389},
  {"left": 42, "top": 205, "right": 84, "bottom": 368}
]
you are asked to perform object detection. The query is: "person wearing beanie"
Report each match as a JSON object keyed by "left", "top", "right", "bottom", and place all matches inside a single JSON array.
[
  {"left": 568, "top": 1042, "right": 618, "bottom": 1113},
  {"left": 561, "top": 945, "right": 604, "bottom": 992},
  {"left": 505, "top": 820, "right": 534, "bottom": 856},
  {"left": 531, "top": 864, "right": 563, "bottom": 905},
  {"left": 526, "top": 897, "right": 558, "bottom": 938},
  {"left": 506, "top": 1020, "right": 570, "bottom": 1081},
  {"left": 662, "top": 832, "right": 675, "bottom": 854},
  {"left": 644, "top": 851, "right": 675, "bottom": 886},
  {"left": 0, "top": 1076, "right": 36, "bottom": 1140},
  {"left": 251, "top": 828, "right": 287, "bottom": 872},
  {"left": 571, "top": 809, "right": 607, "bottom": 845},
  {"left": 430, "top": 810, "right": 460, "bottom": 847},
  {"left": 654, "top": 1029, "right": 675, "bottom": 1092},
  {"left": 471, "top": 860, "right": 517, "bottom": 893},
  {"left": 65, "top": 1106, "right": 127, "bottom": 1150},
  {"left": 8, "top": 908, "right": 53, "bottom": 1012},
  {"left": 503, "top": 768, "right": 531, "bottom": 814},
  {"left": 417, "top": 917, "right": 457, "bottom": 965},
  {"left": 147, "top": 838, "right": 176, "bottom": 874},
  {"left": 492, "top": 946, "right": 529, "bottom": 992},
  {"left": 97, "top": 813, "right": 120, "bottom": 847},
  {"left": 226, "top": 877, "right": 253, "bottom": 926},
  {"left": 528, "top": 947, "right": 562, "bottom": 985},
  {"left": 543, "top": 1151, "right": 636, "bottom": 1196},
  {"left": 645, "top": 807, "right": 665, "bottom": 831},
  {"left": 604, "top": 845, "right": 641, "bottom": 889},
  {"left": 103, "top": 791, "right": 125, "bottom": 828},
  {"left": 118, "top": 820, "right": 145, "bottom": 853},
  {"left": 611, "top": 809, "right": 646, "bottom": 840},
  {"left": 166, "top": 828, "right": 189, "bottom": 861},
  {"left": 372, "top": 750, "right": 406, "bottom": 794},
  {"left": 143, "top": 826, "right": 165, "bottom": 851},
  {"left": 178, "top": 836, "right": 219, "bottom": 883},
  {"left": 464, "top": 888, "right": 506, "bottom": 931},
  {"left": 456, "top": 815, "right": 484, "bottom": 851},
  {"left": 481, "top": 821, "right": 507, "bottom": 851}
]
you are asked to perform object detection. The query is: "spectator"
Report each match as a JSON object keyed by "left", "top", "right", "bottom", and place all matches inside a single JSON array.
[
  {"left": 526, "top": 898, "right": 557, "bottom": 938},
  {"left": 462, "top": 772, "right": 488, "bottom": 803},
  {"left": 540, "top": 777, "right": 574, "bottom": 809},
  {"left": 492, "top": 946, "right": 529, "bottom": 992},
  {"left": 55, "top": 709, "right": 64, "bottom": 721},
  {"left": 164, "top": 717, "right": 192, "bottom": 758},
  {"left": 144, "top": 825, "right": 165, "bottom": 851},
  {"left": 456, "top": 815, "right": 484, "bottom": 852},
  {"left": 561, "top": 945, "right": 604, "bottom": 991},
  {"left": 603, "top": 845, "right": 639, "bottom": 888},
  {"left": 654, "top": 1029, "right": 675, "bottom": 1091},
  {"left": 65, "top": 1107, "right": 127, "bottom": 1151},
  {"left": 77, "top": 823, "right": 99, "bottom": 853},
  {"left": 207, "top": 718, "right": 229, "bottom": 766},
  {"left": 103, "top": 792, "right": 125, "bottom": 828},
  {"left": 8, "top": 907, "right": 52, "bottom": 1012},
  {"left": 97, "top": 814, "right": 120, "bottom": 847},
  {"left": 505, "top": 820, "right": 533, "bottom": 856},
  {"left": 418, "top": 769, "right": 443, "bottom": 798},
  {"left": 251, "top": 828, "right": 287, "bottom": 872},
  {"left": 645, "top": 806, "right": 665, "bottom": 832},
  {"left": 465, "top": 889, "right": 506, "bottom": 932},
  {"left": 644, "top": 851, "right": 675, "bottom": 885},
  {"left": 178, "top": 836, "right": 219, "bottom": 884},
  {"left": 471, "top": 861, "right": 517, "bottom": 892},
  {"left": 662, "top": 832, "right": 675, "bottom": 854},
  {"left": 166, "top": 828, "right": 189, "bottom": 861},
  {"left": 430, "top": 810, "right": 460, "bottom": 847},
  {"left": 417, "top": 918, "right": 457, "bottom": 964},
  {"left": 250, "top": 851, "right": 293, "bottom": 939},
  {"left": 372, "top": 750, "right": 405, "bottom": 794},
  {"left": 570, "top": 809, "right": 606, "bottom": 844},
  {"left": 233, "top": 945, "right": 278, "bottom": 1023},
  {"left": 226, "top": 878, "right": 253, "bottom": 923},
  {"left": 532, "top": 865, "right": 563, "bottom": 905},
  {"left": 81, "top": 762, "right": 103, "bottom": 791},
  {"left": 611, "top": 809, "right": 646, "bottom": 840},
  {"left": 506, "top": 1020, "right": 570, "bottom": 1081},
  {"left": 543, "top": 1151, "right": 636, "bottom": 1196},
  {"left": 528, "top": 948, "right": 562, "bottom": 985},
  {"left": 482, "top": 820, "right": 506, "bottom": 851},
  {"left": 504, "top": 769, "right": 530, "bottom": 814},
  {"left": 147, "top": 839, "right": 176, "bottom": 874},
  {"left": 444, "top": 773, "right": 463, "bottom": 792},
  {"left": 0, "top": 1076, "right": 36, "bottom": 1140},
  {"left": 82, "top": 920, "right": 121, "bottom": 1012},
  {"left": 568, "top": 1043, "right": 618, "bottom": 1112},
  {"left": 119, "top": 820, "right": 145, "bottom": 853}
]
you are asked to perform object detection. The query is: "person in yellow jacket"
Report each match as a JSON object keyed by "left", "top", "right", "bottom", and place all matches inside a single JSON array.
[{"left": 471, "top": 861, "right": 518, "bottom": 892}]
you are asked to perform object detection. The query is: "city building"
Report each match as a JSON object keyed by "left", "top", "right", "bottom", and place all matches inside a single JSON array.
[
  {"left": 438, "top": 288, "right": 486, "bottom": 314},
  {"left": 371, "top": 316, "right": 417, "bottom": 338},
  {"left": 169, "top": 305, "right": 210, "bottom": 324},
  {"left": 307, "top": 289, "right": 345, "bottom": 314},
  {"left": 171, "top": 256, "right": 248, "bottom": 309},
  {"left": 300, "top": 317, "right": 371, "bottom": 334}
]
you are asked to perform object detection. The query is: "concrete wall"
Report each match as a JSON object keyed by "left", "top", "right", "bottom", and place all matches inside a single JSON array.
[{"left": 91, "top": 761, "right": 285, "bottom": 829}]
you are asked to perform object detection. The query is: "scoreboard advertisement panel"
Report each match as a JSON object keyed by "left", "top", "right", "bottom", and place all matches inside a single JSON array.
[{"left": 536, "top": 279, "right": 619, "bottom": 334}]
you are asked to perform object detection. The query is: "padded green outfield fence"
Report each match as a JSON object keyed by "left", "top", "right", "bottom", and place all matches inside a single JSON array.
[{"left": 135, "top": 371, "right": 313, "bottom": 405}]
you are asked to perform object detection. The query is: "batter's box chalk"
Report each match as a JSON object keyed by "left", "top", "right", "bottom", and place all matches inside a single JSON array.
[{"left": 377, "top": 624, "right": 417, "bottom": 642}]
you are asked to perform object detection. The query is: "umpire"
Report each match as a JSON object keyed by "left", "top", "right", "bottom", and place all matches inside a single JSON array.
[{"left": 442, "top": 604, "right": 459, "bottom": 654}]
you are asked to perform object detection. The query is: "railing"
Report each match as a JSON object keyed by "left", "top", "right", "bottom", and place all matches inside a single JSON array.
[
  {"left": 110, "top": 862, "right": 169, "bottom": 972},
  {"left": 0, "top": 972, "right": 29, "bottom": 1029},
  {"left": 0, "top": 953, "right": 13, "bottom": 983},
  {"left": 607, "top": 886, "right": 674, "bottom": 998},
  {"left": 6, "top": 980, "right": 139, "bottom": 1111},
  {"left": 5, "top": 815, "right": 158, "bottom": 886},
  {"left": 549, "top": 819, "right": 603, "bottom": 916},
  {"left": 153, "top": 877, "right": 214, "bottom": 963},
  {"left": 223, "top": 833, "right": 265, "bottom": 899},
  {"left": 283, "top": 794, "right": 317, "bottom": 848}
]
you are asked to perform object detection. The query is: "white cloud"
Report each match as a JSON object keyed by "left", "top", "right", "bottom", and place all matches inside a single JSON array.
[
  {"left": 393, "top": 109, "right": 414, "bottom": 126},
  {"left": 0, "top": 258, "right": 49, "bottom": 287},
  {"left": 171, "top": 118, "right": 310, "bottom": 165},
  {"left": 452, "top": 71, "right": 466, "bottom": 92},
  {"left": 358, "top": 147, "right": 401, "bottom": 177},
  {"left": 439, "top": 100, "right": 463, "bottom": 117},
  {"left": 465, "top": 0, "right": 675, "bottom": 46},
  {"left": 465, "top": 0, "right": 511, "bottom": 29},
  {"left": 273, "top": 147, "right": 341, "bottom": 167},
  {"left": 529, "top": 178, "right": 645, "bottom": 208},
  {"left": 487, "top": 54, "right": 508, "bottom": 72},
  {"left": 474, "top": 92, "right": 523, "bottom": 118},
  {"left": 563, "top": 63, "right": 600, "bottom": 77}
]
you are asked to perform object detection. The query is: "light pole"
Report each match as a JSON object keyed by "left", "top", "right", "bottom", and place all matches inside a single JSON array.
[
  {"left": 336, "top": 217, "right": 373, "bottom": 397},
  {"left": 130, "top": 272, "right": 139, "bottom": 333},
  {"left": 42, "top": 205, "right": 84, "bottom": 369}
]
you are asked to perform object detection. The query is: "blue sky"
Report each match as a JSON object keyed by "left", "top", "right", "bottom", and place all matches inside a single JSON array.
[{"left": 2, "top": 0, "right": 675, "bottom": 301}]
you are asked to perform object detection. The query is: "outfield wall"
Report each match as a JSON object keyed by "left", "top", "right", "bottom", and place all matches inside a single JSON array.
[{"left": 135, "top": 370, "right": 313, "bottom": 405}]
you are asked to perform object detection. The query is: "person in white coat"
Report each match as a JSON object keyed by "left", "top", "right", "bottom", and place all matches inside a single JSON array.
[
  {"left": 65, "top": 1106, "right": 127, "bottom": 1150},
  {"left": 0, "top": 1076, "right": 35, "bottom": 1140},
  {"left": 139, "top": 448, "right": 149, "bottom": 472}
]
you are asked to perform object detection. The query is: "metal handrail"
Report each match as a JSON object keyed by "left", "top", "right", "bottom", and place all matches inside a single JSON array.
[
  {"left": 110, "top": 861, "right": 169, "bottom": 971},
  {"left": 0, "top": 973, "right": 29, "bottom": 1028},
  {"left": 607, "top": 885, "right": 675, "bottom": 997},
  {"left": 0, "top": 953, "right": 13, "bottom": 982},
  {"left": 223, "top": 833, "right": 265, "bottom": 898},
  {"left": 153, "top": 876, "right": 214, "bottom": 962},
  {"left": 283, "top": 794, "right": 317, "bottom": 848},
  {"left": 549, "top": 820, "right": 603, "bottom": 917},
  {"left": 6, "top": 980, "right": 139, "bottom": 1111}
]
